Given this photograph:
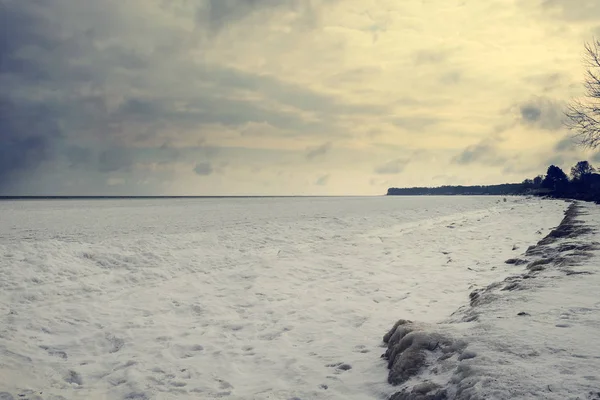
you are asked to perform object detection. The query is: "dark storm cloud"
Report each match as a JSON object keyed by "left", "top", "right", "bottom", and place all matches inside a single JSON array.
[
  {"left": 1, "top": 1, "right": 63, "bottom": 79},
  {"left": 0, "top": 1, "right": 112, "bottom": 191},
  {"left": 0, "top": 98, "right": 61, "bottom": 190},
  {"left": 63, "top": 143, "right": 191, "bottom": 175},
  {"left": 0, "top": 136, "right": 50, "bottom": 184},
  {"left": 0, "top": 1, "right": 118, "bottom": 89},
  {"left": 0, "top": 0, "right": 382, "bottom": 194},
  {"left": 1, "top": 0, "right": 377, "bottom": 130},
  {"left": 518, "top": 97, "right": 564, "bottom": 131}
]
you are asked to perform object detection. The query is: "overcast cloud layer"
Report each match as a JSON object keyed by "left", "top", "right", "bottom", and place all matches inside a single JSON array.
[{"left": 2, "top": 0, "right": 600, "bottom": 195}]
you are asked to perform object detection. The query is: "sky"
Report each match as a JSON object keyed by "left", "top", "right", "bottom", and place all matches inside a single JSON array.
[{"left": 2, "top": 0, "right": 600, "bottom": 196}]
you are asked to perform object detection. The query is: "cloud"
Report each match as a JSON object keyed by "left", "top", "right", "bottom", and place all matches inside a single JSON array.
[
  {"left": 440, "top": 71, "right": 462, "bottom": 85},
  {"left": 65, "top": 146, "right": 94, "bottom": 169},
  {"left": 0, "top": 0, "right": 593, "bottom": 194},
  {"left": 392, "top": 116, "right": 443, "bottom": 131},
  {"left": 194, "top": 0, "right": 328, "bottom": 34},
  {"left": 194, "top": 162, "right": 214, "bottom": 176},
  {"left": 98, "top": 148, "right": 134, "bottom": 173},
  {"left": 0, "top": 0, "right": 368, "bottom": 193},
  {"left": 414, "top": 49, "right": 451, "bottom": 65},
  {"left": 545, "top": 155, "right": 566, "bottom": 168},
  {"left": 517, "top": 97, "right": 565, "bottom": 131},
  {"left": 196, "top": 0, "right": 280, "bottom": 33},
  {"left": 591, "top": 152, "right": 600, "bottom": 163},
  {"left": 306, "top": 143, "right": 332, "bottom": 160},
  {"left": 520, "top": 106, "right": 541, "bottom": 122},
  {"left": 453, "top": 139, "right": 509, "bottom": 167},
  {"left": 315, "top": 174, "right": 330, "bottom": 186},
  {"left": 0, "top": 136, "right": 50, "bottom": 188},
  {"left": 0, "top": 98, "right": 59, "bottom": 190},
  {"left": 374, "top": 158, "right": 410, "bottom": 175},
  {"left": 502, "top": 164, "right": 542, "bottom": 176},
  {"left": 522, "top": 72, "right": 565, "bottom": 93},
  {"left": 539, "top": 0, "right": 600, "bottom": 21},
  {"left": 156, "top": 143, "right": 182, "bottom": 165},
  {"left": 554, "top": 137, "right": 577, "bottom": 152}
]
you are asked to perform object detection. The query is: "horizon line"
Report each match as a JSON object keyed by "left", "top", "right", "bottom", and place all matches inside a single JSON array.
[{"left": 0, "top": 195, "right": 385, "bottom": 200}]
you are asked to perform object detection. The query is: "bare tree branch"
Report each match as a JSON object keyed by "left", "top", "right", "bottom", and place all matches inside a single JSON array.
[{"left": 566, "top": 38, "right": 600, "bottom": 148}]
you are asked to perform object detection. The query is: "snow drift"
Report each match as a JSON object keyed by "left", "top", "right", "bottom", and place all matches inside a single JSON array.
[{"left": 382, "top": 201, "right": 600, "bottom": 400}]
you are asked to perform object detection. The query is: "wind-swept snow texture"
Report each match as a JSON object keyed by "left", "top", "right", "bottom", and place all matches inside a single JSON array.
[
  {"left": 0, "top": 196, "right": 567, "bottom": 399},
  {"left": 383, "top": 201, "right": 600, "bottom": 400}
]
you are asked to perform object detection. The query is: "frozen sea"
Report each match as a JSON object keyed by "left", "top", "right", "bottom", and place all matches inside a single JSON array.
[{"left": 0, "top": 196, "right": 593, "bottom": 399}]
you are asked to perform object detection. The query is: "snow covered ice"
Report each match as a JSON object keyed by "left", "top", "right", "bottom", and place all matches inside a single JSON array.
[{"left": 0, "top": 196, "right": 596, "bottom": 399}]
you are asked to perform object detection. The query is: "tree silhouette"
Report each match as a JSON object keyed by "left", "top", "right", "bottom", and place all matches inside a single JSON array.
[
  {"left": 566, "top": 40, "right": 600, "bottom": 147},
  {"left": 542, "top": 165, "right": 569, "bottom": 191},
  {"left": 387, "top": 160, "right": 600, "bottom": 202},
  {"left": 570, "top": 160, "right": 596, "bottom": 181}
]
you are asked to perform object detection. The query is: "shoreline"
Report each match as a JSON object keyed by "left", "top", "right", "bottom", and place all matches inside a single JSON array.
[{"left": 381, "top": 200, "right": 599, "bottom": 399}]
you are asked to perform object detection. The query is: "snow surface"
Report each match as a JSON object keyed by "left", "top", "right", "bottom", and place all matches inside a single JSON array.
[
  {"left": 0, "top": 196, "right": 571, "bottom": 399},
  {"left": 438, "top": 201, "right": 600, "bottom": 400}
]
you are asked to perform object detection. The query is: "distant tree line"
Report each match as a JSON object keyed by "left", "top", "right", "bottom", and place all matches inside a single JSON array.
[
  {"left": 387, "top": 160, "right": 600, "bottom": 202},
  {"left": 387, "top": 183, "right": 527, "bottom": 196}
]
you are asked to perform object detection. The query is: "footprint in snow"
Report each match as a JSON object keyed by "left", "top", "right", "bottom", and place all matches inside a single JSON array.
[
  {"left": 217, "top": 379, "right": 233, "bottom": 390},
  {"left": 106, "top": 334, "right": 124, "bottom": 353},
  {"left": 39, "top": 345, "right": 68, "bottom": 359},
  {"left": 65, "top": 370, "right": 83, "bottom": 386},
  {"left": 353, "top": 345, "right": 370, "bottom": 354},
  {"left": 170, "top": 344, "right": 204, "bottom": 359},
  {"left": 325, "top": 362, "right": 352, "bottom": 372}
]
